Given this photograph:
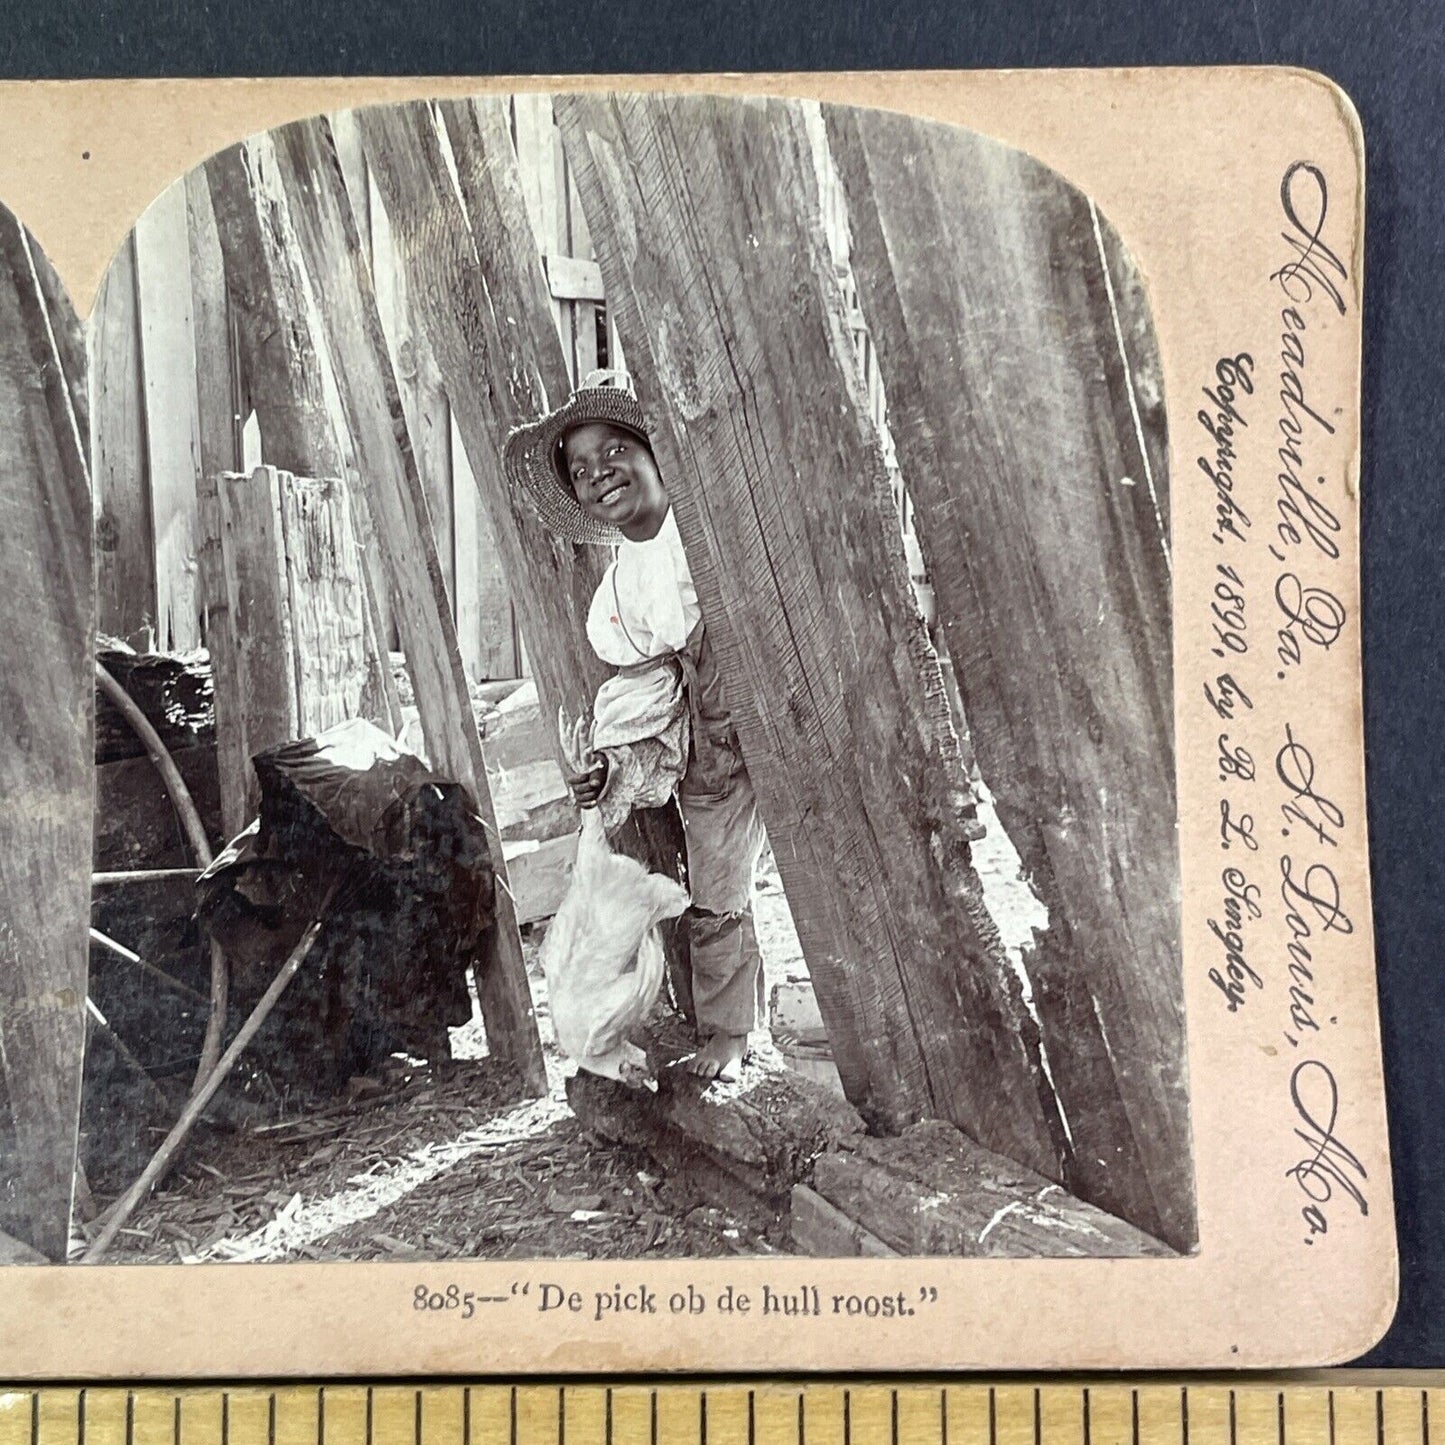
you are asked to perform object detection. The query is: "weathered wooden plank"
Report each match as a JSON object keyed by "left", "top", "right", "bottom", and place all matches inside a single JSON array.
[
  {"left": 429, "top": 103, "right": 492, "bottom": 676},
  {"left": 90, "top": 234, "right": 155, "bottom": 646},
  {"left": 451, "top": 409, "right": 518, "bottom": 679},
  {"left": 565, "top": 145, "right": 602, "bottom": 380},
  {"left": 328, "top": 110, "right": 372, "bottom": 265},
  {"left": 811, "top": 1121, "right": 1173, "bottom": 1258},
  {"left": 268, "top": 114, "right": 545, "bottom": 1093},
  {"left": 208, "top": 139, "right": 342, "bottom": 478},
  {"left": 572, "top": 300, "right": 600, "bottom": 379},
  {"left": 510, "top": 95, "right": 554, "bottom": 250},
  {"left": 566, "top": 148, "right": 593, "bottom": 259},
  {"left": 604, "top": 308, "right": 626, "bottom": 374},
  {"left": 564, "top": 144, "right": 602, "bottom": 380},
  {"left": 825, "top": 107, "right": 1191, "bottom": 1249},
  {"left": 187, "top": 166, "right": 244, "bottom": 838},
  {"left": 32, "top": 239, "right": 89, "bottom": 467},
  {"left": 199, "top": 464, "right": 377, "bottom": 827},
  {"left": 328, "top": 114, "right": 398, "bottom": 662},
  {"left": 185, "top": 168, "right": 239, "bottom": 501},
  {"left": 554, "top": 94, "right": 1065, "bottom": 1176},
  {"left": 134, "top": 181, "right": 203, "bottom": 652},
  {"left": 212, "top": 464, "right": 293, "bottom": 828},
  {"left": 544, "top": 252, "right": 604, "bottom": 303},
  {"left": 0, "top": 212, "right": 93, "bottom": 1260},
  {"left": 359, "top": 96, "right": 691, "bottom": 987},
  {"left": 788, "top": 1183, "right": 898, "bottom": 1258},
  {"left": 206, "top": 135, "right": 399, "bottom": 748},
  {"left": 195, "top": 470, "right": 251, "bottom": 836},
  {"left": 370, "top": 168, "right": 456, "bottom": 609},
  {"left": 273, "top": 470, "right": 373, "bottom": 734}
]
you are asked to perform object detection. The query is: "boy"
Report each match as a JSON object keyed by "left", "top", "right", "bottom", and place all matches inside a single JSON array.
[{"left": 504, "top": 371, "right": 766, "bottom": 1082}]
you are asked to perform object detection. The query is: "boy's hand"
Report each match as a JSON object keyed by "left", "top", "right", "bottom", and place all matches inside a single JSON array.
[{"left": 564, "top": 752, "right": 609, "bottom": 809}]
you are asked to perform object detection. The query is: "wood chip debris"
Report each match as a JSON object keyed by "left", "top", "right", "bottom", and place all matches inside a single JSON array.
[{"left": 90, "top": 1033, "right": 781, "bottom": 1264}]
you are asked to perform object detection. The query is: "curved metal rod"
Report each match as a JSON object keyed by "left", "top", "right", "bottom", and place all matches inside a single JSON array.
[{"left": 94, "top": 661, "right": 228, "bottom": 1089}]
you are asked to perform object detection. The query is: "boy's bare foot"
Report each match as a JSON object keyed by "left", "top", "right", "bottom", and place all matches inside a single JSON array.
[{"left": 684, "top": 1032, "right": 748, "bottom": 1082}]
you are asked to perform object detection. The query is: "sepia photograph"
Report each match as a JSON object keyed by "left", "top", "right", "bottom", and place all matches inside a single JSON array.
[{"left": 0, "top": 89, "right": 1191, "bottom": 1272}]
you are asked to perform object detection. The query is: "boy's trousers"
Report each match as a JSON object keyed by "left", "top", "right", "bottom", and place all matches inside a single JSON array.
[{"left": 678, "top": 757, "right": 768, "bottom": 1038}]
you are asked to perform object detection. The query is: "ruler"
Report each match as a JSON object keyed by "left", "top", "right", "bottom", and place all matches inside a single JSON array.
[{"left": 1, "top": 1384, "right": 1442, "bottom": 1445}]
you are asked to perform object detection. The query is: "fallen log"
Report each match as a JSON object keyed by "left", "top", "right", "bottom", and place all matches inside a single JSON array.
[
  {"left": 809, "top": 1120, "right": 1173, "bottom": 1259},
  {"left": 788, "top": 1184, "right": 897, "bottom": 1258},
  {"left": 566, "top": 1023, "right": 866, "bottom": 1224}
]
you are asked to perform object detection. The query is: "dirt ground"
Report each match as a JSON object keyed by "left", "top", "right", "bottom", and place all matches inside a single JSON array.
[
  {"left": 88, "top": 792, "right": 1041, "bottom": 1266},
  {"left": 90, "top": 907, "right": 798, "bottom": 1266}
]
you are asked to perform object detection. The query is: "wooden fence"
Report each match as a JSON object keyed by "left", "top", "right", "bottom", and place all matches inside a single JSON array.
[{"left": 91, "top": 97, "right": 931, "bottom": 675}]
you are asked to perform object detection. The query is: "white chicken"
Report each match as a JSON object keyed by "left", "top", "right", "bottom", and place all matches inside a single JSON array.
[{"left": 539, "top": 807, "right": 690, "bottom": 1087}]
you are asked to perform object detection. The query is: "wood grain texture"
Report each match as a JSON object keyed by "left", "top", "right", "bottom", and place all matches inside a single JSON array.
[
  {"left": 198, "top": 465, "right": 376, "bottom": 830},
  {"left": 186, "top": 164, "right": 241, "bottom": 841},
  {"left": 451, "top": 407, "right": 519, "bottom": 680},
  {"left": 357, "top": 98, "right": 690, "bottom": 993},
  {"left": 825, "top": 106, "right": 1191, "bottom": 1248},
  {"left": 0, "top": 211, "right": 94, "bottom": 1261},
  {"left": 185, "top": 169, "right": 238, "bottom": 503},
  {"left": 89, "top": 234, "right": 155, "bottom": 646},
  {"left": 32, "top": 241, "right": 90, "bottom": 473},
  {"left": 327, "top": 112, "right": 400, "bottom": 666},
  {"left": 204, "top": 464, "right": 292, "bottom": 831},
  {"left": 133, "top": 182, "right": 203, "bottom": 652},
  {"left": 554, "top": 94, "right": 1066, "bottom": 1178},
  {"left": 370, "top": 158, "right": 456, "bottom": 613},
  {"left": 195, "top": 470, "right": 250, "bottom": 837},
  {"left": 206, "top": 140, "right": 343, "bottom": 481},
  {"left": 274, "top": 471, "right": 373, "bottom": 736},
  {"left": 811, "top": 1120, "right": 1173, "bottom": 1258},
  {"left": 266, "top": 114, "right": 545, "bottom": 1094},
  {"left": 788, "top": 1183, "right": 899, "bottom": 1257}
]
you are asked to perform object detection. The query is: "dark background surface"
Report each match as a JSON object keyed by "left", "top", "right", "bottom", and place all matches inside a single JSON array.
[{"left": 0, "top": 0, "right": 1440, "bottom": 1367}]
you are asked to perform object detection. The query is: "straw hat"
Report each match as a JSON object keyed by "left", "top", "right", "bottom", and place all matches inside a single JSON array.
[{"left": 503, "top": 369, "right": 654, "bottom": 547}]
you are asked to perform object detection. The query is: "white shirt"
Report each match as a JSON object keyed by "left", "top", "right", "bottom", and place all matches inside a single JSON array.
[{"left": 586, "top": 509, "right": 703, "bottom": 666}]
